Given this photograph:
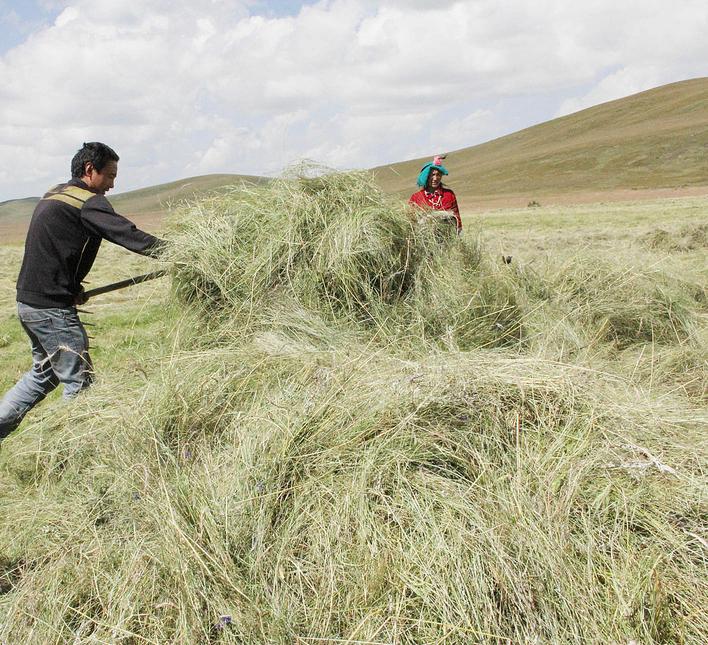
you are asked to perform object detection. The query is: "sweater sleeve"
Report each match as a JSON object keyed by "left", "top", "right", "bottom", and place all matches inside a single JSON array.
[
  {"left": 81, "top": 194, "right": 166, "bottom": 256},
  {"left": 446, "top": 191, "right": 462, "bottom": 231},
  {"left": 452, "top": 196, "right": 461, "bottom": 231}
]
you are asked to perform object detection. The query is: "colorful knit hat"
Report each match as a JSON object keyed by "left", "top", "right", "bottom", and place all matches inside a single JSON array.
[{"left": 417, "top": 154, "right": 449, "bottom": 188}]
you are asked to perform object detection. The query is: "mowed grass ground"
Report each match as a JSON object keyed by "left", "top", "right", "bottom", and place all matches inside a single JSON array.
[
  {"left": 474, "top": 196, "right": 707, "bottom": 282},
  {"left": 0, "top": 188, "right": 705, "bottom": 643},
  {"left": 475, "top": 196, "right": 707, "bottom": 400}
]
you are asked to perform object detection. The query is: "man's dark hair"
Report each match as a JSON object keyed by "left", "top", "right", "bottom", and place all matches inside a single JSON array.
[{"left": 71, "top": 142, "right": 119, "bottom": 178}]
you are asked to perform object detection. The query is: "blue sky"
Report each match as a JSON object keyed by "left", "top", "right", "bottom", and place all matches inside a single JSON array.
[
  {"left": 0, "top": 0, "right": 706, "bottom": 201},
  {"left": 0, "top": 0, "right": 317, "bottom": 54},
  {"left": 0, "top": 1, "right": 59, "bottom": 53}
]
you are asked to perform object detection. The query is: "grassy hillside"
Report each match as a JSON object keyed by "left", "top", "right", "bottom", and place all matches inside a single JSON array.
[
  {"left": 0, "top": 176, "right": 705, "bottom": 643},
  {"left": 375, "top": 77, "right": 708, "bottom": 206},
  {"left": 0, "top": 198, "right": 39, "bottom": 224}
]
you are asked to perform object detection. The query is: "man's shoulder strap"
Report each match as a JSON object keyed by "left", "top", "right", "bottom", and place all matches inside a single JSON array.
[{"left": 42, "top": 183, "right": 96, "bottom": 209}]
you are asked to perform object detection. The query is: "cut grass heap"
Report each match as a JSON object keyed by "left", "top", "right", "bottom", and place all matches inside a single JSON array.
[
  {"left": 168, "top": 172, "right": 521, "bottom": 351},
  {"left": 0, "top": 171, "right": 705, "bottom": 644}
]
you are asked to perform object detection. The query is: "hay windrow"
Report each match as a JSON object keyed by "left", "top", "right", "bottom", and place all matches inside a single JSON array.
[
  {"left": 640, "top": 223, "right": 708, "bottom": 252},
  {"left": 1, "top": 345, "right": 705, "bottom": 643},
  {"left": 508, "top": 253, "right": 705, "bottom": 364}
]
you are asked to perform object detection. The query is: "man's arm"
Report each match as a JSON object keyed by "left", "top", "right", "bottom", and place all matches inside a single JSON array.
[{"left": 80, "top": 194, "right": 166, "bottom": 256}]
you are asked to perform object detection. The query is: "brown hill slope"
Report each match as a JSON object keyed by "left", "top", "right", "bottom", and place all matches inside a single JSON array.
[
  {"left": 374, "top": 78, "right": 708, "bottom": 208},
  {"left": 108, "top": 173, "right": 265, "bottom": 220}
]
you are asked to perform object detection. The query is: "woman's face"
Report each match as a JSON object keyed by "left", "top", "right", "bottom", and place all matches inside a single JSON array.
[{"left": 428, "top": 168, "right": 443, "bottom": 190}]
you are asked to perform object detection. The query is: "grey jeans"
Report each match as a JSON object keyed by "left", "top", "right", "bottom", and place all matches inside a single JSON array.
[{"left": 0, "top": 303, "right": 93, "bottom": 442}]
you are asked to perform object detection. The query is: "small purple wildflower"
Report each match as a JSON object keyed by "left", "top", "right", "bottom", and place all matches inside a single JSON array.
[{"left": 214, "top": 614, "right": 233, "bottom": 630}]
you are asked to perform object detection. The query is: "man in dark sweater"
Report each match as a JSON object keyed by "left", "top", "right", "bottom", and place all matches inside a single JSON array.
[{"left": 0, "top": 142, "right": 165, "bottom": 443}]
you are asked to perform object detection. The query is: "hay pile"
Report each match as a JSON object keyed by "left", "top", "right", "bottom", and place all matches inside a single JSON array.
[
  {"left": 167, "top": 172, "right": 521, "bottom": 351},
  {"left": 640, "top": 223, "right": 708, "bottom": 252},
  {"left": 0, "top": 172, "right": 705, "bottom": 643}
]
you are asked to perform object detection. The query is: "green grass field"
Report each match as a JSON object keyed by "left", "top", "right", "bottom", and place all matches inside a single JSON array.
[{"left": 0, "top": 182, "right": 705, "bottom": 643}]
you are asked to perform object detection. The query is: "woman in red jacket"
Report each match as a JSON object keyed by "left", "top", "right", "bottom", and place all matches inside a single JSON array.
[{"left": 408, "top": 155, "right": 461, "bottom": 233}]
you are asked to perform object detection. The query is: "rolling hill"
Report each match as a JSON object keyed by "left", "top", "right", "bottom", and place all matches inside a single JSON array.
[
  {"left": 374, "top": 77, "right": 708, "bottom": 207},
  {"left": 0, "top": 173, "right": 263, "bottom": 243},
  {"left": 108, "top": 173, "right": 266, "bottom": 221},
  {"left": 2, "top": 78, "right": 707, "bottom": 242}
]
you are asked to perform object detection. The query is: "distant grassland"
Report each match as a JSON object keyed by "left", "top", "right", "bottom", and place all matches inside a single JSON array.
[
  {"left": 109, "top": 173, "right": 266, "bottom": 225},
  {"left": 0, "top": 198, "right": 38, "bottom": 224}
]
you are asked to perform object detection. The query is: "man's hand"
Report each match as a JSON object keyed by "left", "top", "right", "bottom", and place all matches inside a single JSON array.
[{"left": 74, "top": 286, "right": 89, "bottom": 305}]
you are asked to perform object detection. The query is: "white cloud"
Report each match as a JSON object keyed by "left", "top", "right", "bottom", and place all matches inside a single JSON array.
[
  {"left": 434, "top": 110, "right": 499, "bottom": 153},
  {"left": 556, "top": 0, "right": 708, "bottom": 115},
  {"left": 0, "top": 0, "right": 706, "bottom": 199},
  {"left": 54, "top": 6, "right": 77, "bottom": 27},
  {"left": 557, "top": 68, "right": 663, "bottom": 117}
]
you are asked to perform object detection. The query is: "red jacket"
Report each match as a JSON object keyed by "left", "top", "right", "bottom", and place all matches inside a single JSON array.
[{"left": 408, "top": 187, "right": 461, "bottom": 231}]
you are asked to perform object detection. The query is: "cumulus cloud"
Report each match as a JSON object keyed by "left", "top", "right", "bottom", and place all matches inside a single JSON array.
[{"left": 0, "top": 0, "right": 706, "bottom": 199}]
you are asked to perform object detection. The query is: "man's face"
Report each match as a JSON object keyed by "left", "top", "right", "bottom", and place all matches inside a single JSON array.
[
  {"left": 83, "top": 160, "right": 118, "bottom": 194},
  {"left": 428, "top": 168, "right": 442, "bottom": 190}
]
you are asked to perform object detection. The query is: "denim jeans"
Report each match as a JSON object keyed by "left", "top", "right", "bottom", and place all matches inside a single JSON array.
[{"left": 0, "top": 303, "right": 93, "bottom": 442}]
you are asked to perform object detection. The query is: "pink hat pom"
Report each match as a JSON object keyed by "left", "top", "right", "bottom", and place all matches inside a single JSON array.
[{"left": 433, "top": 154, "right": 446, "bottom": 166}]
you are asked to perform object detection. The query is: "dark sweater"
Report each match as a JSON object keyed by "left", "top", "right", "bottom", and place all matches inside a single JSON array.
[{"left": 16, "top": 179, "right": 164, "bottom": 308}]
